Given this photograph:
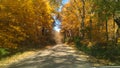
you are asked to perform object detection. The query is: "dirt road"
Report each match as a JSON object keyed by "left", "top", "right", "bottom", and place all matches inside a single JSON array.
[{"left": 7, "top": 44, "right": 97, "bottom": 68}]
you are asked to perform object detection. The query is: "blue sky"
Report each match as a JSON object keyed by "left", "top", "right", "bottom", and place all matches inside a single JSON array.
[
  {"left": 58, "top": 0, "right": 69, "bottom": 12},
  {"left": 62, "top": 0, "right": 69, "bottom": 4},
  {"left": 54, "top": 0, "right": 69, "bottom": 32}
]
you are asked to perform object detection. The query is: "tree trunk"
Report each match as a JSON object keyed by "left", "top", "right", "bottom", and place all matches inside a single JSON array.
[
  {"left": 89, "top": 17, "right": 92, "bottom": 42},
  {"left": 105, "top": 18, "right": 109, "bottom": 41},
  {"left": 116, "top": 27, "right": 120, "bottom": 43},
  {"left": 81, "top": 0, "right": 85, "bottom": 39},
  {"left": 112, "top": 12, "right": 117, "bottom": 43}
]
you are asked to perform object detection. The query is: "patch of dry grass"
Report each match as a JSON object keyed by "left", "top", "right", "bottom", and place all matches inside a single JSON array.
[{"left": 0, "top": 51, "right": 37, "bottom": 68}]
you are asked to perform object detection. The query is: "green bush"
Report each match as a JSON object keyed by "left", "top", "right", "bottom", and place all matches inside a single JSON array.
[
  {"left": 0, "top": 48, "right": 9, "bottom": 58},
  {"left": 75, "top": 41, "right": 120, "bottom": 61}
]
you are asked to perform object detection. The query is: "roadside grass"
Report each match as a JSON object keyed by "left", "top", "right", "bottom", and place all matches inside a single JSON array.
[
  {"left": 74, "top": 40, "right": 120, "bottom": 65},
  {"left": 0, "top": 50, "right": 37, "bottom": 68},
  {"left": 0, "top": 44, "right": 55, "bottom": 67}
]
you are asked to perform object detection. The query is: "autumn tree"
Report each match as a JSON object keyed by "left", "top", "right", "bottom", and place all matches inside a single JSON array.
[
  {"left": 61, "top": 0, "right": 120, "bottom": 44},
  {"left": 49, "top": 0, "right": 62, "bottom": 12},
  {"left": 0, "top": 0, "right": 54, "bottom": 50},
  {"left": 60, "top": 0, "right": 92, "bottom": 42}
]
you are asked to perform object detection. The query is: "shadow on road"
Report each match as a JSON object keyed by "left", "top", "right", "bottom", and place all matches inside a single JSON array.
[{"left": 8, "top": 44, "right": 92, "bottom": 68}]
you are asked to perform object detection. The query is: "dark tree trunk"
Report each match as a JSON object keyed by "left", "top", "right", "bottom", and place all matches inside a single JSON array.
[
  {"left": 89, "top": 17, "right": 92, "bottom": 42},
  {"left": 105, "top": 19, "right": 109, "bottom": 41},
  {"left": 81, "top": 0, "right": 85, "bottom": 39},
  {"left": 114, "top": 17, "right": 120, "bottom": 43}
]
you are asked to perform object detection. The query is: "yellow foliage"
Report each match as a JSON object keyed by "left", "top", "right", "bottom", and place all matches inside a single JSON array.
[
  {"left": 61, "top": 0, "right": 116, "bottom": 43},
  {"left": 0, "top": 0, "right": 54, "bottom": 49}
]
